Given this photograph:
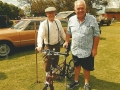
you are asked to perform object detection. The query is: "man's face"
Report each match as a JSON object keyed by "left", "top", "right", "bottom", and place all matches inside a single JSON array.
[
  {"left": 74, "top": 2, "right": 86, "bottom": 19},
  {"left": 46, "top": 11, "right": 56, "bottom": 21}
]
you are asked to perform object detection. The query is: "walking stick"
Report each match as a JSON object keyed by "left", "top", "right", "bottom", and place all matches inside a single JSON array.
[{"left": 34, "top": 22, "right": 40, "bottom": 83}]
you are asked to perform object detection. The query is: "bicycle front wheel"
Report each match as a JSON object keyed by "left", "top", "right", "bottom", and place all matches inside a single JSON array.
[
  {"left": 66, "top": 59, "right": 74, "bottom": 79},
  {"left": 42, "top": 84, "right": 48, "bottom": 90}
]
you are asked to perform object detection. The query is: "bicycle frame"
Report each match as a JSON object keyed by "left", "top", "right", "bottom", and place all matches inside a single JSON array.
[
  {"left": 42, "top": 47, "right": 74, "bottom": 90},
  {"left": 42, "top": 48, "right": 69, "bottom": 90},
  {"left": 53, "top": 53, "right": 67, "bottom": 77}
]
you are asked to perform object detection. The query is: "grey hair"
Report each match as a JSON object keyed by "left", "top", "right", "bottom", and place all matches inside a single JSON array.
[{"left": 74, "top": 0, "right": 86, "bottom": 9}]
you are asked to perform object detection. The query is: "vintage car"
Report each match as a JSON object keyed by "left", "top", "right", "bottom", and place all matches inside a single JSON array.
[
  {"left": 0, "top": 18, "right": 67, "bottom": 57},
  {"left": 56, "top": 11, "right": 75, "bottom": 19}
]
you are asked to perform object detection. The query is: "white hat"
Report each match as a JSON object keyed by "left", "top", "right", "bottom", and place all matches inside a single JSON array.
[{"left": 45, "top": 7, "right": 56, "bottom": 12}]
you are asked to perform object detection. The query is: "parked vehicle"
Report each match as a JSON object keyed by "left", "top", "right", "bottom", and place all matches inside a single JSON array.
[
  {"left": 56, "top": 11, "right": 75, "bottom": 19},
  {"left": 0, "top": 18, "right": 67, "bottom": 57},
  {"left": 96, "top": 14, "right": 111, "bottom": 26},
  {"left": 0, "top": 15, "right": 13, "bottom": 28},
  {"left": 100, "top": 18, "right": 111, "bottom": 26}
]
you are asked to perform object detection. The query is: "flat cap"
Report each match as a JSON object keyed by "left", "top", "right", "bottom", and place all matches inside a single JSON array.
[{"left": 45, "top": 7, "right": 56, "bottom": 12}]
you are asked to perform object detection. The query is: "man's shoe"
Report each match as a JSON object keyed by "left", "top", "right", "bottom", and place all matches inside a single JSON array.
[
  {"left": 67, "top": 81, "right": 79, "bottom": 89},
  {"left": 43, "top": 83, "right": 48, "bottom": 90},
  {"left": 84, "top": 84, "right": 91, "bottom": 90}
]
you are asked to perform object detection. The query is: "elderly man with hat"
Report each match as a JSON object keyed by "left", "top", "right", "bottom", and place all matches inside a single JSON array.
[{"left": 36, "top": 6, "right": 66, "bottom": 86}]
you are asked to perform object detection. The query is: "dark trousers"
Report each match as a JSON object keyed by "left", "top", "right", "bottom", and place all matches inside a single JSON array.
[{"left": 43, "top": 42, "right": 60, "bottom": 72}]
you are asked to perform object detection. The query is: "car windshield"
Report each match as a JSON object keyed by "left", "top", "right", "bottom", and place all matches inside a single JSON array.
[
  {"left": 56, "top": 11, "right": 74, "bottom": 18},
  {"left": 11, "top": 20, "right": 28, "bottom": 29}
]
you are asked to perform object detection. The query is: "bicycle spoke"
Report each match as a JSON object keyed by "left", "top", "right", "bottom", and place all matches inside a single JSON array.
[
  {"left": 67, "top": 59, "right": 74, "bottom": 79},
  {"left": 69, "top": 59, "right": 74, "bottom": 68}
]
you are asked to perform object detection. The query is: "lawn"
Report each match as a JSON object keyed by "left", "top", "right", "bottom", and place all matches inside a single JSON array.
[{"left": 0, "top": 22, "right": 120, "bottom": 90}]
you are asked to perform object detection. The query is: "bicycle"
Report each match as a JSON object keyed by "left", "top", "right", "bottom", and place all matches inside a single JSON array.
[{"left": 41, "top": 47, "right": 74, "bottom": 90}]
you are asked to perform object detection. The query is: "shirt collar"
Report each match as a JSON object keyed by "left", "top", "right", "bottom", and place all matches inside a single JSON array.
[
  {"left": 75, "top": 14, "right": 87, "bottom": 23},
  {"left": 47, "top": 19, "right": 55, "bottom": 23}
]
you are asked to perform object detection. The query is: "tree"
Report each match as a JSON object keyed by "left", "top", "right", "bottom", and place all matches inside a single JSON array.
[
  {"left": 0, "top": 1, "right": 24, "bottom": 19},
  {"left": 31, "top": 0, "right": 48, "bottom": 16},
  {"left": 0, "top": 1, "right": 4, "bottom": 15},
  {"left": 19, "top": 8, "right": 25, "bottom": 17},
  {"left": 55, "top": 0, "right": 75, "bottom": 11},
  {"left": 85, "top": 0, "right": 96, "bottom": 15},
  {"left": 18, "top": 0, "right": 98, "bottom": 16}
]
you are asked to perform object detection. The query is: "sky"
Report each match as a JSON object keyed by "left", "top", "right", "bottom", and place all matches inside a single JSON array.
[{"left": 1, "top": 0, "right": 19, "bottom": 6}]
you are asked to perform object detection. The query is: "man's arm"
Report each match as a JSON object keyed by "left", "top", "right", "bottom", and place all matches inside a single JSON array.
[
  {"left": 36, "top": 22, "right": 45, "bottom": 51},
  {"left": 92, "top": 36, "right": 100, "bottom": 57},
  {"left": 63, "top": 33, "right": 71, "bottom": 48}
]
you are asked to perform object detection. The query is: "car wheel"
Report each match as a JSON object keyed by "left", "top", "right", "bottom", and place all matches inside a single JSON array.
[{"left": 0, "top": 42, "right": 14, "bottom": 57}]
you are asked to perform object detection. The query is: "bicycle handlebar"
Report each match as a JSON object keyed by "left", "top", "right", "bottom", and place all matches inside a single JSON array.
[
  {"left": 42, "top": 49, "right": 69, "bottom": 56},
  {"left": 35, "top": 42, "right": 71, "bottom": 56}
]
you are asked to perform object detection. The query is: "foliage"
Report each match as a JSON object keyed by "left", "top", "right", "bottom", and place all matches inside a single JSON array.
[
  {"left": 102, "top": 1, "right": 108, "bottom": 6},
  {"left": 0, "top": 1, "right": 24, "bottom": 19},
  {"left": 55, "top": 0, "right": 75, "bottom": 11},
  {"left": 17, "top": 0, "right": 97, "bottom": 16},
  {"left": 85, "top": 0, "right": 96, "bottom": 15}
]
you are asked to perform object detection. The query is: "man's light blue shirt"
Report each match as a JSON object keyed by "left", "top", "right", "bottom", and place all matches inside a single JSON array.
[{"left": 67, "top": 14, "right": 100, "bottom": 58}]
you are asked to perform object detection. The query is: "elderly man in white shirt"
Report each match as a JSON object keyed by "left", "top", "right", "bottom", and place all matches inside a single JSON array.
[{"left": 36, "top": 6, "right": 66, "bottom": 86}]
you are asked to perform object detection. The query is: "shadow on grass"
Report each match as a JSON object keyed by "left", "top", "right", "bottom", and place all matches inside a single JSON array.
[
  {"left": 0, "top": 45, "right": 35, "bottom": 61},
  {"left": 13, "top": 45, "right": 35, "bottom": 55},
  {"left": 28, "top": 73, "right": 120, "bottom": 90},
  {"left": 68, "top": 74, "right": 120, "bottom": 90},
  {"left": 0, "top": 72, "right": 7, "bottom": 80},
  {"left": 90, "top": 75, "right": 120, "bottom": 90},
  {"left": 100, "top": 37, "right": 106, "bottom": 40},
  {"left": 0, "top": 45, "right": 65, "bottom": 61}
]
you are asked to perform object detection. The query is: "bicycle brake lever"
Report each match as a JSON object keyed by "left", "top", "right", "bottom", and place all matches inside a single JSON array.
[
  {"left": 66, "top": 42, "right": 71, "bottom": 52},
  {"left": 65, "top": 50, "right": 69, "bottom": 57}
]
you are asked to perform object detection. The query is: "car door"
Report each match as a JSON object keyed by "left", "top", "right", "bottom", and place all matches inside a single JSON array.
[{"left": 20, "top": 20, "right": 40, "bottom": 47}]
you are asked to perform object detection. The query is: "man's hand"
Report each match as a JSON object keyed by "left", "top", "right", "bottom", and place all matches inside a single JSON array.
[
  {"left": 35, "top": 47, "right": 42, "bottom": 53},
  {"left": 92, "top": 48, "right": 97, "bottom": 57},
  {"left": 63, "top": 42, "right": 68, "bottom": 49}
]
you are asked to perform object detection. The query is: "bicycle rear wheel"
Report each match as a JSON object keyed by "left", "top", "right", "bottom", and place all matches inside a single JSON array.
[
  {"left": 66, "top": 59, "right": 74, "bottom": 79},
  {"left": 54, "top": 64, "right": 64, "bottom": 77}
]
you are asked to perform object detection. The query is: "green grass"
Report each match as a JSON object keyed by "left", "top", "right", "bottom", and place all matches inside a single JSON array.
[{"left": 0, "top": 22, "right": 120, "bottom": 90}]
